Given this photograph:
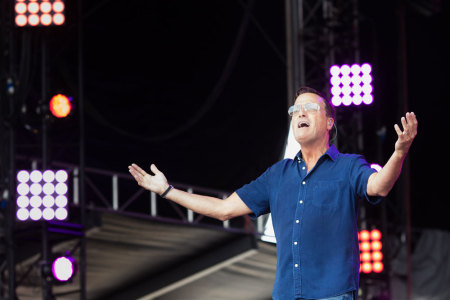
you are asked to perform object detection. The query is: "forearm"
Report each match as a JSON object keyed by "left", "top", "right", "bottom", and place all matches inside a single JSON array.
[
  {"left": 367, "top": 150, "right": 406, "bottom": 197},
  {"left": 164, "top": 188, "right": 230, "bottom": 221},
  {"left": 128, "top": 163, "right": 251, "bottom": 221}
]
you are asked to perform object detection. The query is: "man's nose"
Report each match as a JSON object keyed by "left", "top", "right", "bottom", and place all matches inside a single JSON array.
[{"left": 297, "top": 106, "right": 306, "bottom": 116}]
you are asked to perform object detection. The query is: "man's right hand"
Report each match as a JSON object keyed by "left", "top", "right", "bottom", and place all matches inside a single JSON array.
[{"left": 128, "top": 163, "right": 169, "bottom": 195}]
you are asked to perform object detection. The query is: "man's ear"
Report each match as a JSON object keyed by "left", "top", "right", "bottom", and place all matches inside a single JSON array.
[{"left": 327, "top": 118, "right": 334, "bottom": 130}]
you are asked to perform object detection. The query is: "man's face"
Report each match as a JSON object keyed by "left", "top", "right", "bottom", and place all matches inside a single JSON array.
[{"left": 291, "top": 93, "right": 333, "bottom": 146}]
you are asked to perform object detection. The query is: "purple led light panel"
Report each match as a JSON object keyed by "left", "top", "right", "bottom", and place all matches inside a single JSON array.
[
  {"left": 16, "top": 170, "right": 69, "bottom": 222},
  {"left": 329, "top": 63, "right": 373, "bottom": 107}
]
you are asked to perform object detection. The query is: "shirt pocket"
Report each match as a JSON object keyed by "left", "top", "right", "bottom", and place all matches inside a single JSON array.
[{"left": 311, "top": 179, "right": 344, "bottom": 210}]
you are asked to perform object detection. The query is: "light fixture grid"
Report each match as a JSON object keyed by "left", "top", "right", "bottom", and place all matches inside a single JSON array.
[
  {"left": 16, "top": 170, "right": 69, "bottom": 221},
  {"left": 329, "top": 63, "right": 374, "bottom": 107},
  {"left": 14, "top": 0, "right": 66, "bottom": 27}
]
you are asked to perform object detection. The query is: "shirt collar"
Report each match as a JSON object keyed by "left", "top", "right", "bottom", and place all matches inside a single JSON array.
[{"left": 295, "top": 144, "right": 339, "bottom": 162}]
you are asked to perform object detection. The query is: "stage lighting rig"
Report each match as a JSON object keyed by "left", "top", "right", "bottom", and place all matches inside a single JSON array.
[
  {"left": 16, "top": 169, "right": 69, "bottom": 221},
  {"left": 329, "top": 63, "right": 374, "bottom": 107},
  {"left": 15, "top": 0, "right": 65, "bottom": 27},
  {"left": 359, "top": 228, "right": 384, "bottom": 274}
]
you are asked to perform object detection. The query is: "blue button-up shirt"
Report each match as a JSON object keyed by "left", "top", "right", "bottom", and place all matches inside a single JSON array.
[{"left": 236, "top": 145, "right": 381, "bottom": 299}]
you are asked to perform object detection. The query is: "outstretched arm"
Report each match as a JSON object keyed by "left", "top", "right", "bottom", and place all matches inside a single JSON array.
[
  {"left": 128, "top": 163, "right": 252, "bottom": 221},
  {"left": 367, "top": 112, "right": 418, "bottom": 197}
]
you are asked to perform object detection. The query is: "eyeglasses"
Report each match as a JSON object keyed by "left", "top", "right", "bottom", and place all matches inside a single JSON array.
[{"left": 288, "top": 103, "right": 321, "bottom": 116}]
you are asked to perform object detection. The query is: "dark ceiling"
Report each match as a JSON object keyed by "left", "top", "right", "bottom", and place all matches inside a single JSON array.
[{"left": 9, "top": 0, "right": 450, "bottom": 233}]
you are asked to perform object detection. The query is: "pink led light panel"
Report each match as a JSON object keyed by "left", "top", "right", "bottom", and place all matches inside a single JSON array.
[{"left": 329, "top": 63, "right": 373, "bottom": 107}]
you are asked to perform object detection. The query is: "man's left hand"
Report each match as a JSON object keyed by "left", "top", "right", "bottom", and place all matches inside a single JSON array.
[{"left": 394, "top": 112, "right": 418, "bottom": 157}]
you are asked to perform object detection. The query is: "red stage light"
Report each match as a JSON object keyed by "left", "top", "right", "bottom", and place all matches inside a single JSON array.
[
  {"left": 361, "top": 262, "right": 372, "bottom": 273},
  {"left": 14, "top": 0, "right": 65, "bottom": 27},
  {"left": 41, "top": 14, "right": 52, "bottom": 25},
  {"left": 372, "top": 251, "right": 383, "bottom": 261},
  {"left": 359, "top": 230, "right": 370, "bottom": 241},
  {"left": 40, "top": 1, "right": 51, "bottom": 13},
  {"left": 359, "top": 228, "right": 384, "bottom": 274},
  {"left": 53, "top": 13, "right": 65, "bottom": 25},
  {"left": 16, "top": 15, "right": 27, "bottom": 26},
  {"left": 49, "top": 94, "right": 71, "bottom": 118},
  {"left": 360, "top": 242, "right": 371, "bottom": 252},
  {"left": 373, "top": 262, "right": 384, "bottom": 273},
  {"left": 53, "top": 1, "right": 64, "bottom": 12},
  {"left": 15, "top": 2, "right": 27, "bottom": 14},
  {"left": 360, "top": 251, "right": 371, "bottom": 262},
  {"left": 371, "top": 240, "right": 382, "bottom": 251},
  {"left": 28, "top": 2, "right": 39, "bottom": 13},
  {"left": 28, "top": 14, "right": 40, "bottom": 26},
  {"left": 370, "top": 229, "right": 382, "bottom": 240}
]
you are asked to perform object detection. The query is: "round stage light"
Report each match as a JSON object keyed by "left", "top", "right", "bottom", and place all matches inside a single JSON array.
[
  {"left": 371, "top": 164, "right": 382, "bottom": 172},
  {"left": 15, "top": 15, "right": 27, "bottom": 26},
  {"left": 55, "top": 195, "right": 68, "bottom": 207},
  {"left": 30, "top": 183, "right": 43, "bottom": 195},
  {"left": 40, "top": 1, "right": 52, "bottom": 13},
  {"left": 30, "top": 170, "right": 43, "bottom": 183},
  {"left": 41, "top": 14, "right": 52, "bottom": 26},
  {"left": 30, "top": 195, "right": 42, "bottom": 208},
  {"left": 373, "top": 262, "right": 384, "bottom": 273},
  {"left": 53, "top": 1, "right": 65, "bottom": 13},
  {"left": 30, "top": 207, "right": 43, "bottom": 221},
  {"left": 372, "top": 251, "right": 383, "bottom": 262},
  {"left": 43, "top": 208, "right": 55, "bottom": 220},
  {"left": 17, "top": 196, "right": 30, "bottom": 208},
  {"left": 55, "top": 207, "right": 68, "bottom": 220},
  {"left": 55, "top": 182, "right": 68, "bottom": 195},
  {"left": 27, "top": 2, "right": 39, "bottom": 13},
  {"left": 361, "top": 262, "right": 372, "bottom": 273},
  {"left": 49, "top": 94, "right": 71, "bottom": 118},
  {"left": 17, "top": 208, "right": 30, "bottom": 221},
  {"left": 370, "top": 229, "right": 382, "bottom": 240},
  {"left": 43, "top": 170, "right": 55, "bottom": 182},
  {"left": 52, "top": 256, "right": 77, "bottom": 282},
  {"left": 55, "top": 170, "right": 68, "bottom": 182},
  {"left": 15, "top": 2, "right": 27, "bottom": 14},
  {"left": 43, "top": 195, "right": 55, "bottom": 207},
  {"left": 28, "top": 14, "right": 40, "bottom": 26},
  {"left": 53, "top": 13, "right": 65, "bottom": 26},
  {"left": 17, "top": 183, "right": 30, "bottom": 196},
  {"left": 43, "top": 182, "right": 55, "bottom": 195},
  {"left": 17, "top": 170, "right": 30, "bottom": 183},
  {"left": 329, "top": 65, "right": 340, "bottom": 76}
]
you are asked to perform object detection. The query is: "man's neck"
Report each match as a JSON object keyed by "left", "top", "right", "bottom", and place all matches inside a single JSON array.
[{"left": 300, "top": 142, "right": 330, "bottom": 172}]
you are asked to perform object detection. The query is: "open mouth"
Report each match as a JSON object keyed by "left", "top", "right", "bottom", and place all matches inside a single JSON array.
[{"left": 297, "top": 120, "right": 310, "bottom": 128}]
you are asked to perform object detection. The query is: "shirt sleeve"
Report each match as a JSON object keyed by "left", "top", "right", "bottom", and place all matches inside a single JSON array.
[
  {"left": 350, "top": 155, "right": 383, "bottom": 204},
  {"left": 235, "top": 166, "right": 272, "bottom": 219}
]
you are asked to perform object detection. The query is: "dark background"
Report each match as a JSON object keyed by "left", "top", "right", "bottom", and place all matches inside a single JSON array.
[{"left": 9, "top": 0, "right": 450, "bottom": 231}]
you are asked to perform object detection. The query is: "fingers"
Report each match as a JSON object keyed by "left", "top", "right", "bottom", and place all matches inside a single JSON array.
[
  {"left": 406, "top": 112, "right": 418, "bottom": 135},
  {"left": 131, "top": 163, "right": 146, "bottom": 175},
  {"left": 150, "top": 164, "right": 160, "bottom": 175},
  {"left": 394, "top": 123, "right": 403, "bottom": 137},
  {"left": 395, "top": 112, "right": 418, "bottom": 137}
]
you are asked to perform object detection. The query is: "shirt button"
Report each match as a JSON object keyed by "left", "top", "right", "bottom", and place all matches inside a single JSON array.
[
  {"left": 302, "top": 166, "right": 306, "bottom": 170},
  {"left": 299, "top": 200, "right": 303, "bottom": 204},
  {"left": 294, "top": 264, "right": 299, "bottom": 268},
  {"left": 294, "top": 241, "right": 298, "bottom": 245},
  {"left": 296, "top": 220, "right": 299, "bottom": 223},
  {"left": 302, "top": 181, "right": 306, "bottom": 185}
]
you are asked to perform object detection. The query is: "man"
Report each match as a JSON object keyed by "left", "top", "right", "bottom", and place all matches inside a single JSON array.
[{"left": 129, "top": 87, "right": 418, "bottom": 300}]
